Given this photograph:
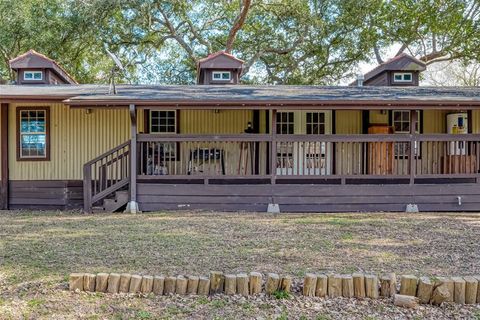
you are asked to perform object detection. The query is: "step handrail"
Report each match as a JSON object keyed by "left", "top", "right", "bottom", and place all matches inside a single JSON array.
[{"left": 83, "top": 140, "right": 131, "bottom": 213}]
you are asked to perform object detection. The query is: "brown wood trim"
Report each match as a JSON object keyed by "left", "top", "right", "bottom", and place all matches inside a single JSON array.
[
  {"left": 16, "top": 106, "right": 51, "bottom": 161},
  {"left": 1, "top": 103, "right": 9, "bottom": 209}
]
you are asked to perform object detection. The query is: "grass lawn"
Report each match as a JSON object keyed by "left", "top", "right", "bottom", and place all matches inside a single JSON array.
[{"left": 0, "top": 211, "right": 479, "bottom": 319}]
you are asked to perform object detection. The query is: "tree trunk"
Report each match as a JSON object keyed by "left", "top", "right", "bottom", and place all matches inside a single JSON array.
[
  {"left": 209, "top": 271, "right": 225, "bottom": 295},
  {"left": 328, "top": 274, "right": 343, "bottom": 298},
  {"left": 249, "top": 272, "right": 262, "bottom": 295},
  {"left": 315, "top": 274, "right": 328, "bottom": 297},
  {"left": 353, "top": 273, "right": 366, "bottom": 298},
  {"left": 280, "top": 276, "right": 292, "bottom": 293},
  {"left": 416, "top": 277, "right": 434, "bottom": 304},
  {"left": 400, "top": 275, "right": 418, "bottom": 296},
  {"left": 107, "top": 273, "right": 120, "bottom": 294},
  {"left": 224, "top": 274, "right": 237, "bottom": 295},
  {"left": 153, "top": 276, "right": 165, "bottom": 295},
  {"left": 435, "top": 277, "right": 454, "bottom": 302},
  {"left": 394, "top": 294, "right": 419, "bottom": 308},
  {"left": 236, "top": 273, "right": 249, "bottom": 296},
  {"left": 265, "top": 273, "right": 280, "bottom": 295},
  {"left": 69, "top": 273, "right": 84, "bottom": 292},
  {"left": 303, "top": 273, "right": 317, "bottom": 297},
  {"left": 119, "top": 274, "right": 131, "bottom": 293},
  {"left": 452, "top": 277, "right": 466, "bottom": 304},
  {"left": 198, "top": 277, "right": 210, "bottom": 296}
]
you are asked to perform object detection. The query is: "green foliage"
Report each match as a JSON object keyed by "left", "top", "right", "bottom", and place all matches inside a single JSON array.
[
  {"left": 0, "top": 0, "right": 478, "bottom": 84},
  {"left": 272, "top": 289, "right": 291, "bottom": 299}
]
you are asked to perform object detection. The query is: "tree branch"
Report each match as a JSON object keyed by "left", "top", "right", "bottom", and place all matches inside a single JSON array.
[
  {"left": 225, "top": 0, "right": 252, "bottom": 53},
  {"left": 374, "top": 46, "right": 383, "bottom": 64}
]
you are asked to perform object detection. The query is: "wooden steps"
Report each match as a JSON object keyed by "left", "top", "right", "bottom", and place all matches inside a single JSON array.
[{"left": 93, "top": 190, "right": 129, "bottom": 213}]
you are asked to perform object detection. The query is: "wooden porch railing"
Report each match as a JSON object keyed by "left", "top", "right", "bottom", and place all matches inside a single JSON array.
[
  {"left": 136, "top": 133, "right": 480, "bottom": 184},
  {"left": 83, "top": 141, "right": 131, "bottom": 213}
]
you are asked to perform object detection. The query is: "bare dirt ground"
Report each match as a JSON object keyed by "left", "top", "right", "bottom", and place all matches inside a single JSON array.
[{"left": 0, "top": 211, "right": 479, "bottom": 319}]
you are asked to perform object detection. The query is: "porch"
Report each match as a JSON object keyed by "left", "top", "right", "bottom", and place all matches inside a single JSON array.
[{"left": 82, "top": 107, "right": 480, "bottom": 213}]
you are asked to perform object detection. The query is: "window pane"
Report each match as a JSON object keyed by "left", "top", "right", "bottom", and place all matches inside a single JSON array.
[
  {"left": 25, "top": 73, "right": 33, "bottom": 79},
  {"left": 222, "top": 72, "right": 230, "bottom": 79},
  {"left": 33, "top": 72, "right": 42, "bottom": 80},
  {"left": 394, "top": 74, "right": 402, "bottom": 80},
  {"left": 213, "top": 73, "right": 221, "bottom": 79},
  {"left": 404, "top": 74, "right": 412, "bottom": 81},
  {"left": 21, "top": 134, "right": 46, "bottom": 157}
]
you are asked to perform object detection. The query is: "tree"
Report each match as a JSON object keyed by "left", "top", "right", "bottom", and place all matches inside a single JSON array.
[
  {"left": 372, "top": 0, "right": 480, "bottom": 65},
  {"left": 424, "top": 60, "right": 480, "bottom": 86}
]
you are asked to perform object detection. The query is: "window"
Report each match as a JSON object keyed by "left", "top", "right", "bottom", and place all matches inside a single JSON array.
[
  {"left": 212, "top": 71, "right": 231, "bottom": 81},
  {"left": 150, "top": 110, "right": 176, "bottom": 133},
  {"left": 393, "top": 72, "right": 413, "bottom": 83},
  {"left": 23, "top": 71, "right": 43, "bottom": 81},
  {"left": 17, "top": 108, "right": 49, "bottom": 160},
  {"left": 276, "top": 112, "right": 294, "bottom": 134},
  {"left": 391, "top": 110, "right": 421, "bottom": 157},
  {"left": 149, "top": 110, "right": 177, "bottom": 161},
  {"left": 306, "top": 112, "right": 325, "bottom": 134}
]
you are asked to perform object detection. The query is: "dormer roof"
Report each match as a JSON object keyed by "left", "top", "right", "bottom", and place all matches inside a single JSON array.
[
  {"left": 352, "top": 53, "right": 426, "bottom": 85},
  {"left": 9, "top": 49, "right": 77, "bottom": 84},
  {"left": 197, "top": 51, "right": 244, "bottom": 70}
]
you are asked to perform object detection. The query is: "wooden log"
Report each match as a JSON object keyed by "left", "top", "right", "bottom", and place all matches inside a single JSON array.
[
  {"left": 452, "top": 277, "right": 466, "bottom": 304},
  {"left": 365, "top": 274, "right": 379, "bottom": 299},
  {"left": 464, "top": 276, "right": 478, "bottom": 304},
  {"left": 435, "top": 277, "right": 454, "bottom": 302},
  {"left": 416, "top": 277, "right": 434, "bottom": 304},
  {"left": 399, "top": 275, "right": 418, "bottom": 296},
  {"left": 249, "top": 272, "right": 262, "bottom": 295},
  {"left": 175, "top": 276, "right": 188, "bottom": 295},
  {"left": 315, "top": 274, "right": 328, "bottom": 297},
  {"left": 83, "top": 273, "right": 96, "bottom": 292},
  {"left": 475, "top": 276, "right": 480, "bottom": 303},
  {"left": 303, "top": 273, "right": 317, "bottom": 297},
  {"left": 430, "top": 282, "right": 450, "bottom": 306},
  {"left": 352, "top": 273, "right": 366, "bottom": 298},
  {"left": 107, "top": 273, "right": 120, "bottom": 294},
  {"left": 341, "top": 275, "right": 354, "bottom": 298},
  {"left": 328, "top": 274, "right": 343, "bottom": 298},
  {"left": 69, "top": 273, "right": 84, "bottom": 292},
  {"left": 236, "top": 273, "right": 249, "bottom": 296},
  {"left": 394, "top": 294, "right": 419, "bottom": 308},
  {"left": 187, "top": 276, "right": 199, "bottom": 295},
  {"left": 265, "top": 273, "right": 280, "bottom": 295},
  {"left": 119, "top": 274, "right": 131, "bottom": 293},
  {"left": 379, "top": 273, "right": 396, "bottom": 298},
  {"left": 141, "top": 275, "right": 154, "bottom": 294},
  {"left": 224, "top": 274, "right": 237, "bottom": 295},
  {"left": 209, "top": 271, "right": 225, "bottom": 295},
  {"left": 163, "top": 276, "right": 176, "bottom": 295},
  {"left": 95, "top": 273, "right": 109, "bottom": 293},
  {"left": 197, "top": 277, "right": 210, "bottom": 296},
  {"left": 153, "top": 276, "right": 165, "bottom": 295},
  {"left": 129, "top": 275, "right": 142, "bottom": 293},
  {"left": 279, "top": 276, "right": 292, "bottom": 293}
]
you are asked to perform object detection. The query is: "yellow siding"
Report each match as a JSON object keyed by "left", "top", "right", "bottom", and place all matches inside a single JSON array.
[
  {"left": 472, "top": 110, "right": 480, "bottom": 133},
  {"left": 335, "top": 110, "right": 362, "bottom": 134},
  {"left": 335, "top": 110, "right": 362, "bottom": 174},
  {"left": 369, "top": 110, "right": 388, "bottom": 125},
  {"left": 9, "top": 103, "right": 131, "bottom": 180},
  {"left": 423, "top": 110, "right": 447, "bottom": 133},
  {"left": 180, "top": 110, "right": 252, "bottom": 134}
]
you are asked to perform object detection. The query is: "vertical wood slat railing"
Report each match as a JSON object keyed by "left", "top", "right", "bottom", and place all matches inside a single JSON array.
[
  {"left": 83, "top": 141, "right": 131, "bottom": 213},
  {"left": 136, "top": 133, "right": 480, "bottom": 184}
]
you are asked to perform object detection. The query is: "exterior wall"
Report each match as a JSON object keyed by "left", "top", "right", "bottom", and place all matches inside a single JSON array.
[
  {"left": 335, "top": 111, "right": 362, "bottom": 174},
  {"left": 180, "top": 110, "right": 252, "bottom": 134},
  {"left": 9, "top": 103, "right": 131, "bottom": 180}
]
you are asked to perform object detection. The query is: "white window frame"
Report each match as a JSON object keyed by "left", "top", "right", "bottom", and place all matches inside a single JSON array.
[
  {"left": 212, "top": 71, "right": 231, "bottom": 81},
  {"left": 393, "top": 72, "right": 413, "bottom": 83},
  {"left": 23, "top": 71, "right": 43, "bottom": 81}
]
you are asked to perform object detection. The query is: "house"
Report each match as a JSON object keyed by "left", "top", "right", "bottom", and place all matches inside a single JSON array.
[{"left": 1, "top": 50, "right": 480, "bottom": 213}]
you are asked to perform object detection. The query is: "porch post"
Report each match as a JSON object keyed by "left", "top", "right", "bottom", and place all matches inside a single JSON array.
[
  {"left": 125, "top": 103, "right": 140, "bottom": 213},
  {"left": 409, "top": 110, "right": 418, "bottom": 185},
  {"left": 270, "top": 109, "right": 277, "bottom": 185},
  {"left": 1, "top": 103, "right": 9, "bottom": 210}
]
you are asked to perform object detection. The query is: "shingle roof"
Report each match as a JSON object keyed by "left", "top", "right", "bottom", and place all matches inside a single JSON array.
[{"left": 1, "top": 84, "right": 479, "bottom": 108}]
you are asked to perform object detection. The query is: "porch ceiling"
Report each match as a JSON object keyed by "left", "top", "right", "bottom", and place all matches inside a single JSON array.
[{"left": 1, "top": 84, "right": 480, "bottom": 109}]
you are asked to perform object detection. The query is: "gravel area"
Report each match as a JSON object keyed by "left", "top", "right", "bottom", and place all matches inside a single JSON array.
[{"left": 0, "top": 210, "right": 479, "bottom": 319}]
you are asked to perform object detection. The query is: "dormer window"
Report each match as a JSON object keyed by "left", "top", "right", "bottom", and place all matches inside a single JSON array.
[
  {"left": 393, "top": 72, "right": 412, "bottom": 83},
  {"left": 24, "top": 71, "right": 43, "bottom": 81},
  {"left": 212, "top": 71, "right": 231, "bottom": 81}
]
